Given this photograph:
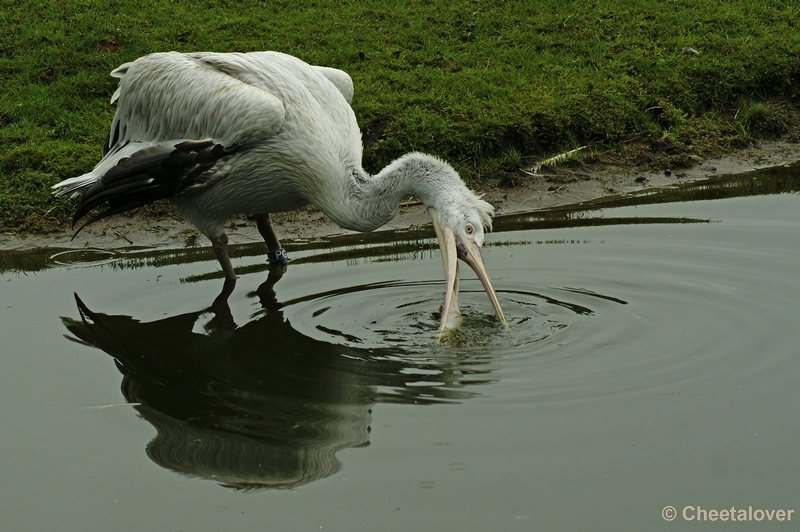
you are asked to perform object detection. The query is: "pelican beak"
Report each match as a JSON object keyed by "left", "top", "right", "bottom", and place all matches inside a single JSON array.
[
  {"left": 431, "top": 210, "right": 507, "bottom": 333},
  {"left": 436, "top": 220, "right": 461, "bottom": 332},
  {"left": 457, "top": 230, "right": 507, "bottom": 328}
]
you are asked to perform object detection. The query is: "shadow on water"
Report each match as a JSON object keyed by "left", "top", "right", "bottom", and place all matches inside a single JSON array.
[{"left": 60, "top": 267, "right": 491, "bottom": 490}]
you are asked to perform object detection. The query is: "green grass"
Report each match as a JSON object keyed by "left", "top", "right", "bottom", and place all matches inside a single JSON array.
[{"left": 2, "top": 0, "right": 800, "bottom": 232}]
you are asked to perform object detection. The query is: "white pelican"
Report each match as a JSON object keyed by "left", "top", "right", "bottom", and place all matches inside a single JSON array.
[{"left": 54, "top": 51, "right": 506, "bottom": 331}]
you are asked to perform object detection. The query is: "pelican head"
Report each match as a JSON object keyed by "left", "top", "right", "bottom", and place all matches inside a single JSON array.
[{"left": 428, "top": 191, "right": 507, "bottom": 333}]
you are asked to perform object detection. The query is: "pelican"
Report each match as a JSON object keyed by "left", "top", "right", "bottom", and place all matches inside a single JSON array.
[{"left": 53, "top": 51, "right": 506, "bottom": 331}]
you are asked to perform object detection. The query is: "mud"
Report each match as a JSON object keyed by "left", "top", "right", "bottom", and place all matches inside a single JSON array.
[{"left": 2, "top": 140, "right": 798, "bottom": 252}]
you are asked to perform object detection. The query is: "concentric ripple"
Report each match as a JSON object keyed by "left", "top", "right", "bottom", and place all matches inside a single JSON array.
[
  {"left": 277, "top": 279, "right": 482, "bottom": 348},
  {"left": 272, "top": 270, "right": 635, "bottom": 355}
]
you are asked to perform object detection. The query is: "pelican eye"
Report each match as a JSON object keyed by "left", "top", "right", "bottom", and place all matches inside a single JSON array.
[{"left": 464, "top": 223, "right": 474, "bottom": 235}]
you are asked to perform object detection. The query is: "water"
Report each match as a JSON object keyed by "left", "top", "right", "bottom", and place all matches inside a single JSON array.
[{"left": 2, "top": 165, "right": 800, "bottom": 530}]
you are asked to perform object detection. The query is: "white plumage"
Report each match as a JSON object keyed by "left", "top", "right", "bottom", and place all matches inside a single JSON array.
[{"left": 54, "top": 51, "right": 505, "bottom": 331}]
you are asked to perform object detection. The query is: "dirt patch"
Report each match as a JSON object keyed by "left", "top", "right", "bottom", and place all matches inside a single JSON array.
[{"left": 2, "top": 140, "right": 799, "bottom": 253}]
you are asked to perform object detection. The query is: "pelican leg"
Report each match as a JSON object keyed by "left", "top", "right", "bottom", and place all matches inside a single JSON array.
[
  {"left": 255, "top": 213, "right": 289, "bottom": 263},
  {"left": 211, "top": 232, "right": 237, "bottom": 281},
  {"left": 255, "top": 213, "right": 281, "bottom": 249}
]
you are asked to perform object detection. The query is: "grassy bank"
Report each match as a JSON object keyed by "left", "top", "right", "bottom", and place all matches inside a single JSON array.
[{"left": 1, "top": 0, "right": 799, "bottom": 232}]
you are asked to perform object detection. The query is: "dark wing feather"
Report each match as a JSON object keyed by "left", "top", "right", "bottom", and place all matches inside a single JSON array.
[{"left": 72, "top": 140, "right": 240, "bottom": 236}]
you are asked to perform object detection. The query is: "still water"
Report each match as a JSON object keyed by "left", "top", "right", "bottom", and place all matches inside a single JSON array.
[{"left": 1, "top": 165, "right": 799, "bottom": 530}]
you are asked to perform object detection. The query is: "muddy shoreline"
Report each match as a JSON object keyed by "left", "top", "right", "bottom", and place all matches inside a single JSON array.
[{"left": 2, "top": 140, "right": 799, "bottom": 252}]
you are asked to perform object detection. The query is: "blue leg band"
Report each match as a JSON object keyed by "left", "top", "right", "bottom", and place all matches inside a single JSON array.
[{"left": 267, "top": 247, "right": 289, "bottom": 263}]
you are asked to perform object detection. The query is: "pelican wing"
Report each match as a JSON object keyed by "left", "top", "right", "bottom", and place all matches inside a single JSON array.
[
  {"left": 54, "top": 52, "right": 289, "bottom": 228},
  {"left": 187, "top": 52, "right": 356, "bottom": 139},
  {"left": 189, "top": 52, "right": 354, "bottom": 103},
  {"left": 311, "top": 66, "right": 354, "bottom": 104},
  {"left": 103, "top": 52, "right": 286, "bottom": 152}
]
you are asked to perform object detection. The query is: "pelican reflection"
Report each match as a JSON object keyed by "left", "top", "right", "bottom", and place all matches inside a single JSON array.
[{"left": 61, "top": 268, "right": 493, "bottom": 490}]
